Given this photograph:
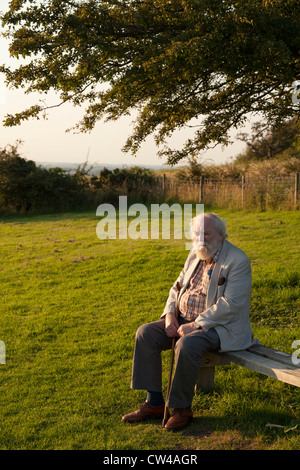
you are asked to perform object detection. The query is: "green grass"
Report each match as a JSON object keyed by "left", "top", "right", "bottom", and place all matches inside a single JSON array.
[{"left": 0, "top": 209, "right": 299, "bottom": 450}]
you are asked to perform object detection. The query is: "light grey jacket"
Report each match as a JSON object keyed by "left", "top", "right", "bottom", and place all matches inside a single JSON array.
[{"left": 162, "top": 240, "right": 259, "bottom": 352}]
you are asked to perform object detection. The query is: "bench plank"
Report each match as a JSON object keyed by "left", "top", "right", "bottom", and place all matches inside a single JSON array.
[
  {"left": 196, "top": 345, "right": 300, "bottom": 392},
  {"left": 199, "top": 351, "right": 230, "bottom": 367},
  {"left": 247, "top": 344, "right": 298, "bottom": 368},
  {"left": 219, "top": 350, "right": 300, "bottom": 388}
]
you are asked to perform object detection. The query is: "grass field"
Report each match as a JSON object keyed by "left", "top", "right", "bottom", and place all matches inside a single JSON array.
[{"left": 0, "top": 208, "right": 299, "bottom": 450}]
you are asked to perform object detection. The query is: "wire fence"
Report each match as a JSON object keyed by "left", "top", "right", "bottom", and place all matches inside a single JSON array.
[{"left": 159, "top": 173, "right": 299, "bottom": 211}]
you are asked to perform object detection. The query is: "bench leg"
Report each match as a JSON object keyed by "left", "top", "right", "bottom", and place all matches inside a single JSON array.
[{"left": 195, "top": 366, "right": 215, "bottom": 392}]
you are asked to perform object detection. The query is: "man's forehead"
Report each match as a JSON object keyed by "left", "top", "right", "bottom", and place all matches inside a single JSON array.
[{"left": 193, "top": 215, "right": 216, "bottom": 232}]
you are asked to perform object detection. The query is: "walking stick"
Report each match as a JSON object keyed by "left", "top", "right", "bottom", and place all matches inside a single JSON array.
[{"left": 162, "top": 281, "right": 181, "bottom": 427}]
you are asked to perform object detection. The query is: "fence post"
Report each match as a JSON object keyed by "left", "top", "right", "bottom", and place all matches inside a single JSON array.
[
  {"left": 162, "top": 173, "right": 166, "bottom": 199},
  {"left": 295, "top": 173, "right": 299, "bottom": 209},
  {"left": 241, "top": 175, "right": 246, "bottom": 208},
  {"left": 199, "top": 176, "right": 204, "bottom": 203}
]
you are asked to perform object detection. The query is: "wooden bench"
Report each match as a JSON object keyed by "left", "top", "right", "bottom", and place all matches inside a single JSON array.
[{"left": 197, "top": 344, "right": 300, "bottom": 392}]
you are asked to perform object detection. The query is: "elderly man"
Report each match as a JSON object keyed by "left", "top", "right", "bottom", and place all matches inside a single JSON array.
[{"left": 122, "top": 213, "right": 258, "bottom": 431}]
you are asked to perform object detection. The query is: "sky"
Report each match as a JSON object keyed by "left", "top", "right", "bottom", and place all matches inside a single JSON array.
[{"left": 0, "top": 0, "right": 249, "bottom": 169}]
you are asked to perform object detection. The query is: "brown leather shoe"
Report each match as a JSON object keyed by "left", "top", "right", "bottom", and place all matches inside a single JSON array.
[
  {"left": 121, "top": 401, "right": 165, "bottom": 423},
  {"left": 164, "top": 408, "right": 193, "bottom": 431}
]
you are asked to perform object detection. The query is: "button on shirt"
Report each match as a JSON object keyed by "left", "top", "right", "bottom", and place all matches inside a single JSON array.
[{"left": 179, "top": 250, "right": 220, "bottom": 321}]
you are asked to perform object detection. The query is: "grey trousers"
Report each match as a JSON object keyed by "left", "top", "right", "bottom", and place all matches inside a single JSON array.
[{"left": 131, "top": 318, "right": 220, "bottom": 409}]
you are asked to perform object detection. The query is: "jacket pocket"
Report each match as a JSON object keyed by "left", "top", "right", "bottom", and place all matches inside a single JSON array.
[{"left": 217, "top": 284, "right": 226, "bottom": 298}]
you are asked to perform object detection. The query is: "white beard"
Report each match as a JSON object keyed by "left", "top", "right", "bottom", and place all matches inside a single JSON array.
[{"left": 193, "top": 239, "right": 222, "bottom": 261}]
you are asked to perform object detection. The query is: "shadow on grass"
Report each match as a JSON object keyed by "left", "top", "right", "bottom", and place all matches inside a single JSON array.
[{"left": 176, "top": 409, "right": 297, "bottom": 450}]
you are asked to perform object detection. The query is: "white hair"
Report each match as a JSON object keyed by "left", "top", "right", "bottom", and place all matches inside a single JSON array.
[
  {"left": 191, "top": 213, "right": 228, "bottom": 239},
  {"left": 208, "top": 213, "right": 228, "bottom": 238}
]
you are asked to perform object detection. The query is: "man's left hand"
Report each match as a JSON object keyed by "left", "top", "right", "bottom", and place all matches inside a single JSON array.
[{"left": 177, "top": 322, "right": 197, "bottom": 337}]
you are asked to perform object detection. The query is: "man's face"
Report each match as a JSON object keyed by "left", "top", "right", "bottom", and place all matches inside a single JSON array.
[{"left": 193, "top": 216, "right": 223, "bottom": 260}]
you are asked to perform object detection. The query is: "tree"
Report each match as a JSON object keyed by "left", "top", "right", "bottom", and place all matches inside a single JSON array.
[
  {"left": 175, "top": 155, "right": 204, "bottom": 182},
  {"left": 0, "top": 142, "right": 37, "bottom": 211},
  {"left": 0, "top": 142, "right": 91, "bottom": 212},
  {"left": 1, "top": 0, "right": 300, "bottom": 165},
  {"left": 91, "top": 165, "right": 157, "bottom": 191},
  {"left": 236, "top": 118, "right": 300, "bottom": 161}
]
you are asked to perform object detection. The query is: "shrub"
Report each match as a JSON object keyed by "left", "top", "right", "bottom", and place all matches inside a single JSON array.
[
  {"left": 90, "top": 166, "right": 159, "bottom": 203},
  {"left": 0, "top": 143, "right": 91, "bottom": 213}
]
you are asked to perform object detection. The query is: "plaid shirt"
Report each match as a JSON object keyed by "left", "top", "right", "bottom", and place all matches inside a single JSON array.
[{"left": 179, "top": 250, "right": 220, "bottom": 321}]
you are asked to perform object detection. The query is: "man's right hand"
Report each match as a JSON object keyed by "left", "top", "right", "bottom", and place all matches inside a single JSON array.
[{"left": 164, "top": 312, "right": 180, "bottom": 338}]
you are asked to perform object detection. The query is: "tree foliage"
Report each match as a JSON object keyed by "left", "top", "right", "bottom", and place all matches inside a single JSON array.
[
  {"left": 175, "top": 155, "right": 205, "bottom": 182},
  {"left": 1, "top": 0, "right": 300, "bottom": 164},
  {"left": 236, "top": 118, "right": 300, "bottom": 161},
  {"left": 0, "top": 142, "right": 90, "bottom": 212},
  {"left": 90, "top": 165, "right": 157, "bottom": 192}
]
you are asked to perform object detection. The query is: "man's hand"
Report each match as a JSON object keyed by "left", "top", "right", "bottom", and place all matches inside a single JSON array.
[
  {"left": 164, "top": 312, "right": 180, "bottom": 338},
  {"left": 177, "top": 322, "right": 198, "bottom": 337}
]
